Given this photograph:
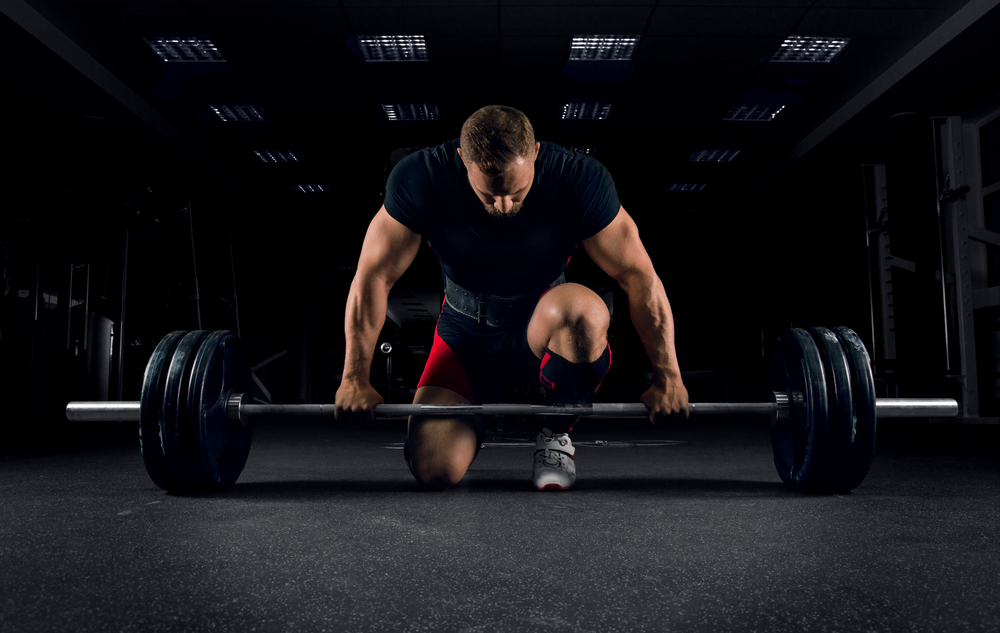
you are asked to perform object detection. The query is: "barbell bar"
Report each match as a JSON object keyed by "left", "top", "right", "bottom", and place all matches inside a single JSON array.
[
  {"left": 65, "top": 396, "right": 959, "bottom": 424},
  {"left": 62, "top": 326, "right": 960, "bottom": 495}
]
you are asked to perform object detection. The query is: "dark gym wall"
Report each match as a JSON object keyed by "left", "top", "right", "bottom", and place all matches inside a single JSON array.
[
  {"left": 4, "top": 2, "right": 1000, "bottom": 432},
  {"left": 0, "top": 103, "right": 973, "bottom": 421}
]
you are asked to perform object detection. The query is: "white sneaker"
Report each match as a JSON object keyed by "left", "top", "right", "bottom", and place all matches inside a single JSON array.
[{"left": 533, "top": 428, "right": 576, "bottom": 490}]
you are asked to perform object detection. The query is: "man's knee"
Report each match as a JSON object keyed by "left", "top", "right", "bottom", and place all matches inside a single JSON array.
[
  {"left": 406, "top": 416, "right": 480, "bottom": 488},
  {"left": 409, "top": 460, "right": 467, "bottom": 489},
  {"left": 556, "top": 286, "right": 609, "bottom": 335},
  {"left": 550, "top": 287, "right": 609, "bottom": 361}
]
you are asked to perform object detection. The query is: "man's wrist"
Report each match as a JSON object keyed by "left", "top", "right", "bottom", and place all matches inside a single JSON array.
[
  {"left": 653, "top": 367, "right": 682, "bottom": 386},
  {"left": 342, "top": 369, "right": 371, "bottom": 384}
]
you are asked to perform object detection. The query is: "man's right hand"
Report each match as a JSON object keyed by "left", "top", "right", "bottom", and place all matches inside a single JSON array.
[{"left": 334, "top": 380, "right": 385, "bottom": 423}]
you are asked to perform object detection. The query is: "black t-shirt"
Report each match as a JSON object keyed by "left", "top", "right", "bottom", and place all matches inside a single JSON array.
[{"left": 384, "top": 139, "right": 621, "bottom": 296}]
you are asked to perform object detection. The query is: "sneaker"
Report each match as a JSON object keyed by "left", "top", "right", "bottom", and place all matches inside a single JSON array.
[{"left": 533, "top": 428, "right": 576, "bottom": 490}]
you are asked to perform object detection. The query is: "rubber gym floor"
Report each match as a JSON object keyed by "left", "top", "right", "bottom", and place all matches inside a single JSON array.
[{"left": 1, "top": 415, "right": 997, "bottom": 633}]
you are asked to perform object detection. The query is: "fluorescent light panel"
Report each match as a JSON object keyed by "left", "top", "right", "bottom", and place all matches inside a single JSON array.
[
  {"left": 569, "top": 35, "right": 639, "bottom": 61},
  {"left": 723, "top": 104, "right": 785, "bottom": 122},
  {"left": 771, "top": 36, "right": 849, "bottom": 63},
  {"left": 255, "top": 150, "right": 304, "bottom": 163},
  {"left": 357, "top": 35, "right": 429, "bottom": 62},
  {"left": 561, "top": 101, "right": 611, "bottom": 120},
  {"left": 291, "top": 184, "right": 330, "bottom": 194},
  {"left": 210, "top": 102, "right": 270, "bottom": 122},
  {"left": 667, "top": 183, "right": 707, "bottom": 193},
  {"left": 382, "top": 102, "right": 440, "bottom": 121},
  {"left": 144, "top": 36, "right": 225, "bottom": 62},
  {"left": 689, "top": 149, "right": 741, "bottom": 162}
]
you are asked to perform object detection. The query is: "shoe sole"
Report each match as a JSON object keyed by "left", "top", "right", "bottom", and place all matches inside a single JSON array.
[{"left": 537, "top": 483, "right": 573, "bottom": 490}]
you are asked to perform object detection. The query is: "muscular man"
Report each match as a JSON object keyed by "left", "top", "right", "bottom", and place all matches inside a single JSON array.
[{"left": 335, "top": 105, "right": 689, "bottom": 491}]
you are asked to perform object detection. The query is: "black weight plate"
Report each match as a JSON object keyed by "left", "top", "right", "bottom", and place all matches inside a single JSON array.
[
  {"left": 807, "top": 327, "right": 854, "bottom": 492},
  {"left": 139, "top": 331, "right": 189, "bottom": 491},
  {"left": 834, "top": 327, "right": 877, "bottom": 491},
  {"left": 184, "top": 330, "right": 253, "bottom": 492},
  {"left": 159, "top": 330, "right": 211, "bottom": 492},
  {"left": 769, "top": 328, "right": 829, "bottom": 491}
]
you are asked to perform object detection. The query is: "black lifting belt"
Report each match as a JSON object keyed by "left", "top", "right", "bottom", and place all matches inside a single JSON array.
[{"left": 444, "top": 272, "right": 566, "bottom": 328}]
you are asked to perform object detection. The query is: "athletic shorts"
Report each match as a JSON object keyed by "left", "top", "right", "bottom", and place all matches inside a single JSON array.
[{"left": 416, "top": 287, "right": 559, "bottom": 405}]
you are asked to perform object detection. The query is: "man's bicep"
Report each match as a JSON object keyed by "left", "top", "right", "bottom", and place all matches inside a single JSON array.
[
  {"left": 357, "top": 205, "right": 422, "bottom": 287},
  {"left": 582, "top": 206, "right": 655, "bottom": 282}
]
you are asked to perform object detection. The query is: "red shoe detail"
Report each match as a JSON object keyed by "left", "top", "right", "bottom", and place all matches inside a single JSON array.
[{"left": 538, "top": 483, "right": 568, "bottom": 490}]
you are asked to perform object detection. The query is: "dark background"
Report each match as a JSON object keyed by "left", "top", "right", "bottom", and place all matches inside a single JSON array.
[{"left": 3, "top": 0, "right": 1000, "bottom": 434}]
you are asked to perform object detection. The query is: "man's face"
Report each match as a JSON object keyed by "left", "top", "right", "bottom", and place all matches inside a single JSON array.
[{"left": 458, "top": 142, "right": 540, "bottom": 218}]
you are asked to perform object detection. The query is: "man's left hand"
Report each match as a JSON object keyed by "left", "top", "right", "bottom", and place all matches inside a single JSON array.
[{"left": 640, "top": 378, "right": 689, "bottom": 424}]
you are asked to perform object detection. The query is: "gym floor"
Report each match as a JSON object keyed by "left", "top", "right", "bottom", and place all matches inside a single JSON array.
[{"left": 1, "top": 416, "right": 997, "bottom": 633}]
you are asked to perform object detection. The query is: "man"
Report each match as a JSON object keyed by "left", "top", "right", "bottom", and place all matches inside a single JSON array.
[{"left": 335, "top": 105, "right": 688, "bottom": 490}]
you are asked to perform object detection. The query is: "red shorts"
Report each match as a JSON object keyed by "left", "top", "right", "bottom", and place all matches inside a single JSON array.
[{"left": 416, "top": 288, "right": 558, "bottom": 404}]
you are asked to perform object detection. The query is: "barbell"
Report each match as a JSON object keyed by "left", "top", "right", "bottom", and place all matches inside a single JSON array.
[{"left": 66, "top": 327, "right": 958, "bottom": 494}]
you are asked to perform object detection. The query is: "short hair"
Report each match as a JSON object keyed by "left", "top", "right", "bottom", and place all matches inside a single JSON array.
[{"left": 459, "top": 105, "right": 535, "bottom": 176}]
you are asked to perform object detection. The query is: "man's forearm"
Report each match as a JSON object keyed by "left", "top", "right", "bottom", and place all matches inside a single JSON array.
[
  {"left": 342, "top": 274, "right": 391, "bottom": 383},
  {"left": 620, "top": 270, "right": 681, "bottom": 383}
]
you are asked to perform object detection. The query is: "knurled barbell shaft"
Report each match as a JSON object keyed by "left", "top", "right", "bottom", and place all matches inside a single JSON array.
[
  {"left": 244, "top": 402, "right": 776, "bottom": 417},
  {"left": 64, "top": 395, "right": 960, "bottom": 422}
]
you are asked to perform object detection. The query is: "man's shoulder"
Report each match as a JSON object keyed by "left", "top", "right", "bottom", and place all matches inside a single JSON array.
[
  {"left": 393, "top": 139, "right": 461, "bottom": 177},
  {"left": 539, "top": 142, "right": 607, "bottom": 175}
]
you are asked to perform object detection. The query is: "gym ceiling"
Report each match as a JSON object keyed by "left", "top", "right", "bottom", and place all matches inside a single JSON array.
[{"left": 3, "top": 0, "right": 1000, "bottom": 261}]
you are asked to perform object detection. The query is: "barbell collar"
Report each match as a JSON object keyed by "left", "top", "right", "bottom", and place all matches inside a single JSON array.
[
  {"left": 227, "top": 392, "right": 250, "bottom": 428},
  {"left": 771, "top": 391, "right": 791, "bottom": 426}
]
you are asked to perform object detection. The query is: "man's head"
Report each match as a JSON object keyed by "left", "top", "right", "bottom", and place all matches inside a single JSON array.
[{"left": 457, "top": 105, "right": 540, "bottom": 218}]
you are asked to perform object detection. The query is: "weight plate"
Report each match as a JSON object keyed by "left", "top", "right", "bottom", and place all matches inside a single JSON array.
[
  {"left": 769, "top": 328, "right": 829, "bottom": 491},
  {"left": 807, "top": 327, "right": 854, "bottom": 492},
  {"left": 833, "top": 326, "right": 877, "bottom": 491},
  {"left": 160, "top": 330, "right": 211, "bottom": 492},
  {"left": 139, "top": 331, "right": 189, "bottom": 491},
  {"left": 184, "top": 330, "right": 253, "bottom": 492}
]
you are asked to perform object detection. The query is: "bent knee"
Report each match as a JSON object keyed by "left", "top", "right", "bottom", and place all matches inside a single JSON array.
[
  {"left": 406, "top": 416, "right": 480, "bottom": 488},
  {"left": 550, "top": 284, "right": 610, "bottom": 331},
  {"left": 409, "top": 458, "right": 470, "bottom": 488}
]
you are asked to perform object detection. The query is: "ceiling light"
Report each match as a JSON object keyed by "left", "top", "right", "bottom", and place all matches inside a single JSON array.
[
  {"left": 569, "top": 35, "right": 639, "bottom": 61},
  {"left": 689, "top": 149, "right": 741, "bottom": 162},
  {"left": 723, "top": 104, "right": 785, "bottom": 122},
  {"left": 144, "top": 36, "right": 226, "bottom": 63},
  {"left": 210, "top": 102, "right": 270, "bottom": 122},
  {"left": 357, "top": 35, "right": 429, "bottom": 62},
  {"left": 667, "top": 183, "right": 707, "bottom": 193},
  {"left": 382, "top": 102, "right": 440, "bottom": 121},
  {"left": 290, "top": 184, "right": 330, "bottom": 194},
  {"left": 561, "top": 100, "right": 612, "bottom": 120},
  {"left": 255, "top": 150, "right": 304, "bottom": 163},
  {"left": 771, "top": 36, "right": 850, "bottom": 63}
]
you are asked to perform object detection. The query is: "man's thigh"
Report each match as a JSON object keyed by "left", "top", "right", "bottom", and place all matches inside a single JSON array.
[{"left": 421, "top": 305, "right": 529, "bottom": 404}]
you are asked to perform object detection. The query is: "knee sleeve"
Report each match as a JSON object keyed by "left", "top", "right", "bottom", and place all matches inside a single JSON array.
[{"left": 538, "top": 344, "right": 612, "bottom": 433}]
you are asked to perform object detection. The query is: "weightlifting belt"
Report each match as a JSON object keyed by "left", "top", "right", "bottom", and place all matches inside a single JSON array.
[{"left": 444, "top": 273, "right": 566, "bottom": 328}]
